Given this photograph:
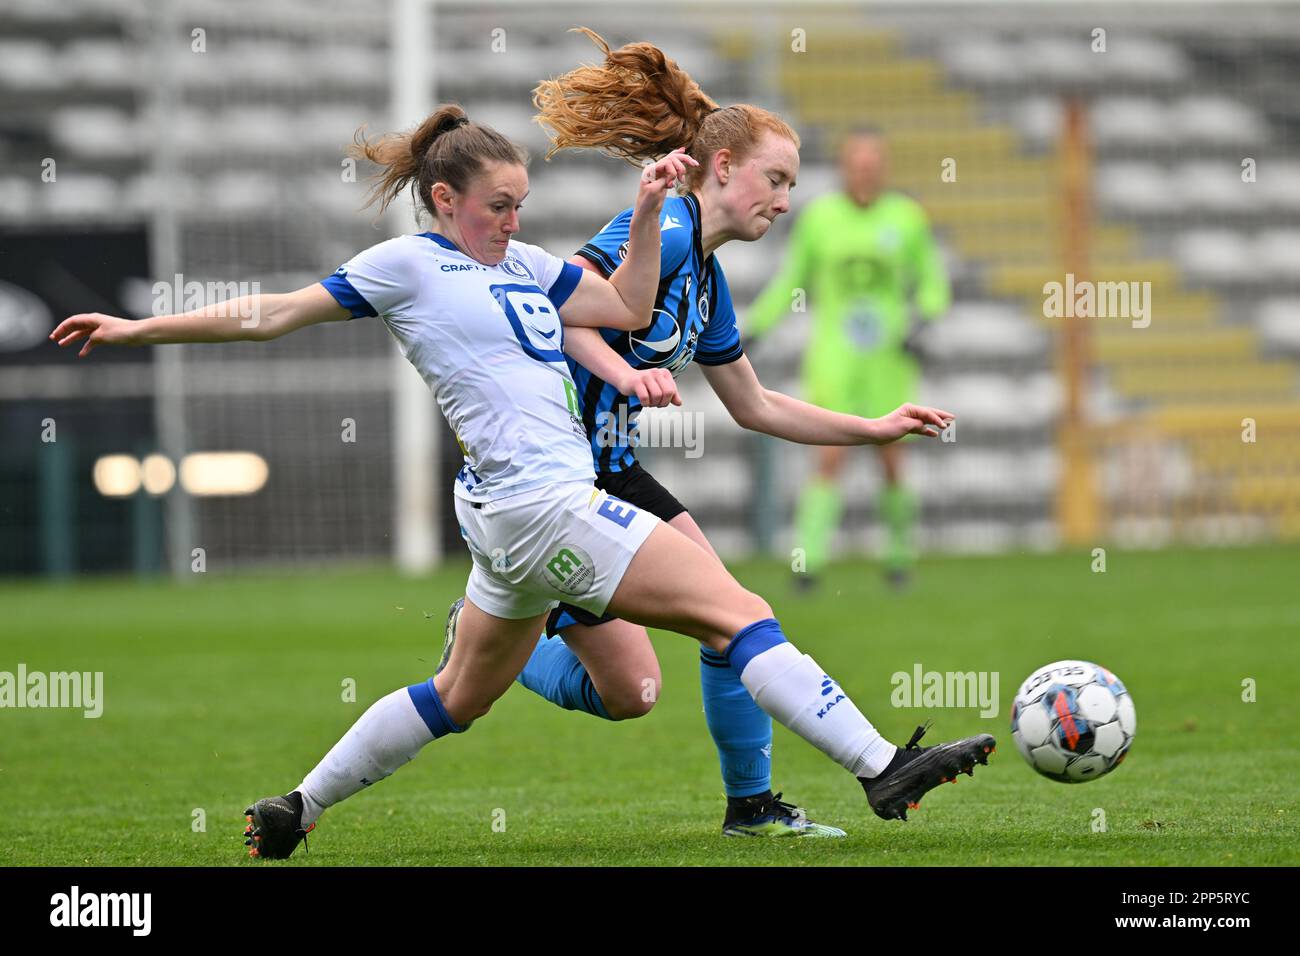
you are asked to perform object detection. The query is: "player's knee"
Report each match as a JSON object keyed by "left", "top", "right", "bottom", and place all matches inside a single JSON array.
[
  {"left": 602, "top": 696, "right": 654, "bottom": 720},
  {"left": 443, "top": 690, "right": 493, "bottom": 727},
  {"left": 463, "top": 700, "right": 492, "bottom": 723},
  {"left": 600, "top": 674, "right": 661, "bottom": 720},
  {"left": 705, "top": 590, "right": 775, "bottom": 654},
  {"left": 616, "top": 689, "right": 661, "bottom": 720}
]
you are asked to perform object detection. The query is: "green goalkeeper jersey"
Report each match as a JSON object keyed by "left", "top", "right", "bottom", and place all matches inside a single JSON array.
[{"left": 746, "top": 190, "right": 949, "bottom": 353}]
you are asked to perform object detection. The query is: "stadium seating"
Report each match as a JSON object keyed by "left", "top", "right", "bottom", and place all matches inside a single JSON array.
[{"left": 2, "top": 1, "right": 1294, "bottom": 562}]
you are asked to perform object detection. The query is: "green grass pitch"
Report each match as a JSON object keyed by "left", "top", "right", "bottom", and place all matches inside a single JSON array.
[{"left": 2, "top": 545, "right": 1297, "bottom": 866}]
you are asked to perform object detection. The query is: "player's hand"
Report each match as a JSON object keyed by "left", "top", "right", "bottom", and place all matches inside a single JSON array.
[
  {"left": 874, "top": 403, "right": 954, "bottom": 442},
  {"left": 49, "top": 313, "right": 140, "bottom": 357},
  {"left": 624, "top": 367, "right": 681, "bottom": 408},
  {"left": 635, "top": 148, "right": 697, "bottom": 216}
]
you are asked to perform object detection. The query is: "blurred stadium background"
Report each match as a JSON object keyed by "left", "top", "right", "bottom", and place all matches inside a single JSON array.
[{"left": 3, "top": 0, "right": 1299, "bottom": 580}]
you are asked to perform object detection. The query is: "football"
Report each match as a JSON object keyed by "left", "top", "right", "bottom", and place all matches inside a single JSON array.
[{"left": 1010, "top": 660, "right": 1136, "bottom": 783}]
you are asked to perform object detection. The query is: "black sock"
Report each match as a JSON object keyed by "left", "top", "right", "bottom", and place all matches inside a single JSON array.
[{"left": 727, "top": 790, "right": 772, "bottom": 809}]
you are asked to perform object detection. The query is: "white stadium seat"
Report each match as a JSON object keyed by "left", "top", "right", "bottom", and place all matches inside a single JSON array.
[
  {"left": 941, "top": 37, "right": 1023, "bottom": 83},
  {"left": 1175, "top": 161, "right": 1263, "bottom": 213},
  {"left": 1096, "top": 162, "right": 1179, "bottom": 214},
  {"left": 297, "top": 105, "right": 370, "bottom": 152},
  {"left": 468, "top": 100, "right": 549, "bottom": 153},
  {"left": 527, "top": 167, "right": 626, "bottom": 223},
  {"left": 309, "top": 45, "right": 389, "bottom": 88},
  {"left": 206, "top": 171, "right": 283, "bottom": 213},
  {"left": 212, "top": 106, "right": 303, "bottom": 156},
  {"left": 928, "top": 303, "right": 1049, "bottom": 360},
  {"left": 1254, "top": 230, "right": 1300, "bottom": 280},
  {"left": 1259, "top": 161, "right": 1300, "bottom": 210},
  {"left": 61, "top": 39, "right": 139, "bottom": 88},
  {"left": 0, "top": 177, "right": 38, "bottom": 219},
  {"left": 40, "top": 174, "right": 120, "bottom": 218},
  {"left": 1024, "top": 36, "right": 1100, "bottom": 83},
  {"left": 929, "top": 372, "right": 1060, "bottom": 428},
  {"left": 1173, "top": 229, "right": 1255, "bottom": 283},
  {"left": 1101, "top": 36, "right": 1192, "bottom": 83},
  {"left": 50, "top": 107, "right": 141, "bottom": 159},
  {"left": 1171, "top": 96, "right": 1269, "bottom": 145},
  {"left": 0, "top": 40, "right": 61, "bottom": 90},
  {"left": 1256, "top": 298, "right": 1300, "bottom": 354},
  {"left": 1010, "top": 97, "right": 1061, "bottom": 144},
  {"left": 121, "top": 173, "right": 205, "bottom": 216},
  {"left": 1092, "top": 98, "right": 1177, "bottom": 147}
]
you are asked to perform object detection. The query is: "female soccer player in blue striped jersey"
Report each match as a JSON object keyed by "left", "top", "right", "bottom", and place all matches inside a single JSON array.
[
  {"left": 52, "top": 106, "right": 993, "bottom": 860},
  {"left": 440, "top": 30, "right": 970, "bottom": 838}
]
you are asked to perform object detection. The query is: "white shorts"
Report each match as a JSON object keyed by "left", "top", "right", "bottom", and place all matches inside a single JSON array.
[{"left": 455, "top": 480, "right": 660, "bottom": 620}]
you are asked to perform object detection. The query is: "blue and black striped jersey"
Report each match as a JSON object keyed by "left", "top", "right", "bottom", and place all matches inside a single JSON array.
[{"left": 572, "top": 192, "right": 744, "bottom": 473}]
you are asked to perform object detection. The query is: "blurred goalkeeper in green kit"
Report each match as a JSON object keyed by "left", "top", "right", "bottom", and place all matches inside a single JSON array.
[{"left": 747, "top": 128, "right": 950, "bottom": 588}]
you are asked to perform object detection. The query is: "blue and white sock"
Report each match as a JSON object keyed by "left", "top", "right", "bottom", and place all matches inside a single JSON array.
[
  {"left": 515, "top": 633, "right": 612, "bottom": 720},
  {"left": 700, "top": 647, "right": 772, "bottom": 797},
  {"left": 725, "top": 618, "right": 897, "bottom": 778},
  {"left": 295, "top": 679, "right": 461, "bottom": 826}
]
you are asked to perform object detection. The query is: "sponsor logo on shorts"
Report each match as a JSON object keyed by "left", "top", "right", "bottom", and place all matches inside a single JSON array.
[{"left": 545, "top": 545, "right": 595, "bottom": 595}]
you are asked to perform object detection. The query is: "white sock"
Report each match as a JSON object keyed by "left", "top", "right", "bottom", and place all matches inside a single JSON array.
[
  {"left": 295, "top": 687, "right": 436, "bottom": 827},
  {"left": 737, "top": 643, "right": 897, "bottom": 778}
]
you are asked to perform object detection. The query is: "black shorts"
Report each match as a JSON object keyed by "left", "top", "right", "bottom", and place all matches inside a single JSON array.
[{"left": 544, "top": 462, "right": 687, "bottom": 637}]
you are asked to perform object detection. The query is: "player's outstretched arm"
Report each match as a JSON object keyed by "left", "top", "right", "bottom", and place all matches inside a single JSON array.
[
  {"left": 558, "top": 150, "right": 695, "bottom": 332},
  {"left": 50, "top": 284, "right": 351, "bottom": 356},
  {"left": 701, "top": 354, "right": 953, "bottom": 444}
]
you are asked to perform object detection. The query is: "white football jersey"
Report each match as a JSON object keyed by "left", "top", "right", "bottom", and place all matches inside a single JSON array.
[{"left": 321, "top": 232, "right": 594, "bottom": 502}]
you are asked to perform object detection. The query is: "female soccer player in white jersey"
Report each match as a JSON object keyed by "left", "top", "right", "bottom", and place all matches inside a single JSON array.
[
  {"left": 441, "top": 30, "right": 969, "bottom": 839},
  {"left": 51, "top": 106, "right": 993, "bottom": 860}
]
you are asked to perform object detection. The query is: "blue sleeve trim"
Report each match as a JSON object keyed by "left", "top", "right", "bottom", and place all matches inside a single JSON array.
[
  {"left": 724, "top": 618, "right": 788, "bottom": 675},
  {"left": 407, "top": 677, "right": 464, "bottom": 737},
  {"left": 547, "top": 260, "right": 583, "bottom": 309},
  {"left": 320, "top": 274, "right": 377, "bottom": 319},
  {"left": 694, "top": 343, "right": 744, "bottom": 366}
]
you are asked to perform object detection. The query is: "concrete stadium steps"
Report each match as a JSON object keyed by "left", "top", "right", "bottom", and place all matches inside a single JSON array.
[
  {"left": 1089, "top": 402, "right": 1300, "bottom": 532},
  {"left": 1093, "top": 328, "right": 1259, "bottom": 363},
  {"left": 858, "top": 127, "right": 1023, "bottom": 161},
  {"left": 990, "top": 261, "right": 1180, "bottom": 296},
  {"left": 1145, "top": 406, "right": 1300, "bottom": 493},
  {"left": 1001, "top": 286, "right": 1223, "bottom": 329},
  {"left": 1108, "top": 362, "right": 1296, "bottom": 401},
  {"left": 946, "top": 224, "right": 1139, "bottom": 263},
  {"left": 717, "top": 28, "right": 903, "bottom": 64},
  {"left": 1230, "top": 475, "right": 1300, "bottom": 513},
  {"left": 890, "top": 158, "right": 1058, "bottom": 190},
  {"left": 1191, "top": 443, "right": 1300, "bottom": 474},
  {"left": 770, "top": 25, "right": 1299, "bottom": 547},
  {"left": 1150, "top": 403, "right": 1300, "bottom": 433},
  {"left": 780, "top": 60, "right": 950, "bottom": 98},
  {"left": 785, "top": 98, "right": 981, "bottom": 130},
  {"left": 1130, "top": 406, "right": 1300, "bottom": 471},
  {"left": 923, "top": 194, "right": 1054, "bottom": 228}
]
